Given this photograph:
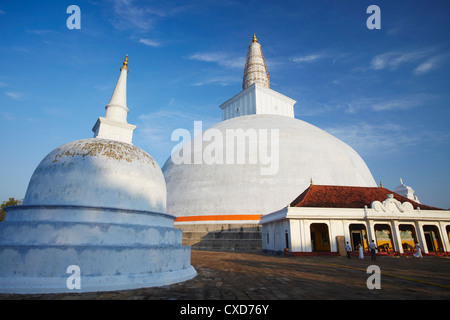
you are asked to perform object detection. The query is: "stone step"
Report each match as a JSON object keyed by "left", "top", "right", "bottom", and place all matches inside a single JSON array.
[{"left": 186, "top": 239, "right": 262, "bottom": 250}]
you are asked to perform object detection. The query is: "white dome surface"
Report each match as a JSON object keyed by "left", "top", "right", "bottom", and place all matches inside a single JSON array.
[
  {"left": 25, "top": 138, "right": 166, "bottom": 213},
  {"left": 163, "top": 114, "right": 377, "bottom": 216}
]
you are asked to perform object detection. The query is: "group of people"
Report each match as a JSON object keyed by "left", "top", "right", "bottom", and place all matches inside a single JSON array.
[{"left": 345, "top": 241, "right": 423, "bottom": 260}]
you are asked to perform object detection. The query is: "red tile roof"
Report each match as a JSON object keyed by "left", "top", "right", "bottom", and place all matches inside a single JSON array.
[{"left": 290, "top": 185, "right": 442, "bottom": 210}]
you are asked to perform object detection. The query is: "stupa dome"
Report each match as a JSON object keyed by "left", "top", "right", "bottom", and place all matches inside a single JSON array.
[
  {"left": 163, "top": 114, "right": 377, "bottom": 217},
  {"left": 24, "top": 138, "right": 166, "bottom": 213}
]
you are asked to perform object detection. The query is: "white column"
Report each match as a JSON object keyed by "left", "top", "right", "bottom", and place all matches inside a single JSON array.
[
  {"left": 298, "top": 219, "right": 307, "bottom": 252},
  {"left": 342, "top": 220, "right": 352, "bottom": 245},
  {"left": 415, "top": 221, "right": 428, "bottom": 254},
  {"left": 366, "top": 219, "right": 376, "bottom": 244},
  {"left": 289, "top": 220, "right": 302, "bottom": 253},
  {"left": 304, "top": 221, "right": 313, "bottom": 252},
  {"left": 391, "top": 221, "right": 403, "bottom": 254}
]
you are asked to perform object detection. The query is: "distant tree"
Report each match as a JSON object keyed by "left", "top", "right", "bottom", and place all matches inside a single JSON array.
[{"left": 0, "top": 198, "right": 19, "bottom": 221}]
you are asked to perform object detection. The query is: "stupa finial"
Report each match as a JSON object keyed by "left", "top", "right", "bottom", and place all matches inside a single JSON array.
[
  {"left": 243, "top": 34, "right": 270, "bottom": 89},
  {"left": 121, "top": 54, "right": 128, "bottom": 71},
  {"left": 92, "top": 55, "right": 136, "bottom": 144}
]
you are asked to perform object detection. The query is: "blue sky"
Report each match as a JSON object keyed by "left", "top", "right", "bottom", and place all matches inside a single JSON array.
[{"left": 0, "top": 0, "right": 449, "bottom": 208}]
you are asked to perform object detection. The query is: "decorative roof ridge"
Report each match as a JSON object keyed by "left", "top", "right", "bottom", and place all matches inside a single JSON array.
[{"left": 289, "top": 184, "right": 442, "bottom": 210}]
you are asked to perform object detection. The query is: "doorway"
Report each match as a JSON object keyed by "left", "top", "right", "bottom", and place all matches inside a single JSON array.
[
  {"left": 310, "top": 223, "right": 330, "bottom": 252},
  {"left": 349, "top": 224, "right": 368, "bottom": 251},
  {"left": 423, "top": 225, "right": 443, "bottom": 252}
]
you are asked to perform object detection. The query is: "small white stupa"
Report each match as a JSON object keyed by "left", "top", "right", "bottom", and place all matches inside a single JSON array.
[
  {"left": 393, "top": 178, "right": 420, "bottom": 203},
  {"left": 0, "top": 56, "right": 196, "bottom": 294}
]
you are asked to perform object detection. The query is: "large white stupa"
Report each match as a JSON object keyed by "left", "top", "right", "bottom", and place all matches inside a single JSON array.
[
  {"left": 0, "top": 57, "right": 196, "bottom": 293},
  {"left": 162, "top": 35, "right": 377, "bottom": 249}
]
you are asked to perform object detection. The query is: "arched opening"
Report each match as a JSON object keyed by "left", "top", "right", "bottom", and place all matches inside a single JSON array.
[
  {"left": 310, "top": 223, "right": 330, "bottom": 252},
  {"left": 374, "top": 224, "right": 394, "bottom": 253},
  {"left": 349, "top": 224, "right": 368, "bottom": 251},
  {"left": 399, "top": 224, "right": 417, "bottom": 253},
  {"left": 423, "top": 225, "right": 443, "bottom": 253}
]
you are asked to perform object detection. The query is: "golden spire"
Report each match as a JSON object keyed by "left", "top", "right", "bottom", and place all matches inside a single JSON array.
[
  {"left": 310, "top": 177, "right": 313, "bottom": 186},
  {"left": 121, "top": 55, "right": 128, "bottom": 71},
  {"left": 380, "top": 180, "right": 383, "bottom": 188},
  {"left": 252, "top": 33, "right": 257, "bottom": 43}
]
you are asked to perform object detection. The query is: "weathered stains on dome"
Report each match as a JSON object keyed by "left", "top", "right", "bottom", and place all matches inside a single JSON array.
[
  {"left": 50, "top": 139, "right": 156, "bottom": 167},
  {"left": 24, "top": 138, "right": 167, "bottom": 212}
]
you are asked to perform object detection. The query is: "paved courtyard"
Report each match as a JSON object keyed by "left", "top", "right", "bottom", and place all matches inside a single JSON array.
[{"left": 1, "top": 250, "right": 449, "bottom": 300}]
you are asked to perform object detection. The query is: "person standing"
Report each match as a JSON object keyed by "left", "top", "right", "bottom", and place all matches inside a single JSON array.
[
  {"left": 413, "top": 242, "right": 423, "bottom": 258},
  {"left": 369, "top": 240, "right": 377, "bottom": 261},
  {"left": 345, "top": 241, "right": 352, "bottom": 259},
  {"left": 358, "top": 243, "right": 364, "bottom": 259}
]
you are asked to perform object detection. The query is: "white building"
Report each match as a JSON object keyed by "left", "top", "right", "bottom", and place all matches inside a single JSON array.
[
  {"left": 260, "top": 184, "right": 450, "bottom": 256},
  {"left": 0, "top": 57, "right": 196, "bottom": 293}
]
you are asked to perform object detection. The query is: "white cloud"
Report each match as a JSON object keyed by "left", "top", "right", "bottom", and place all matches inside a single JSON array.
[
  {"left": 370, "top": 50, "right": 428, "bottom": 71},
  {"left": 107, "top": 0, "right": 189, "bottom": 32},
  {"left": 139, "top": 38, "right": 161, "bottom": 47},
  {"left": 325, "top": 121, "right": 450, "bottom": 159},
  {"left": 191, "top": 75, "right": 240, "bottom": 87},
  {"left": 4, "top": 91, "right": 22, "bottom": 100},
  {"left": 1, "top": 112, "right": 14, "bottom": 120},
  {"left": 370, "top": 49, "right": 449, "bottom": 75},
  {"left": 413, "top": 54, "right": 448, "bottom": 75},
  {"left": 324, "top": 123, "right": 415, "bottom": 157},
  {"left": 26, "top": 29, "right": 59, "bottom": 36},
  {"left": 188, "top": 52, "right": 245, "bottom": 69},
  {"left": 299, "top": 94, "right": 436, "bottom": 116},
  {"left": 107, "top": 0, "right": 156, "bottom": 31},
  {"left": 291, "top": 54, "right": 324, "bottom": 63},
  {"left": 370, "top": 98, "right": 421, "bottom": 112}
]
